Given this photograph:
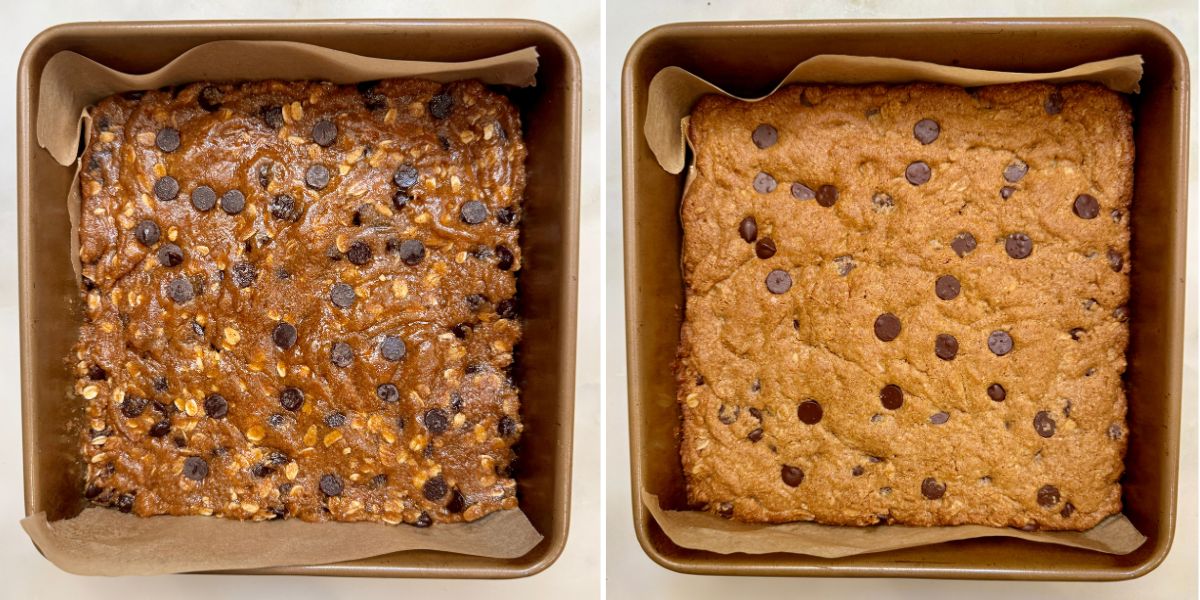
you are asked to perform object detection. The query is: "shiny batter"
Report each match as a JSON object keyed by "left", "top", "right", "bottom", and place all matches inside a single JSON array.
[{"left": 75, "top": 79, "right": 524, "bottom": 525}]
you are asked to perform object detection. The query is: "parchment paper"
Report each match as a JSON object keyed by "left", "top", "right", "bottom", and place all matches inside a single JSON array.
[
  {"left": 28, "top": 41, "right": 543, "bottom": 576},
  {"left": 644, "top": 492, "right": 1144, "bottom": 558},
  {"left": 646, "top": 54, "right": 1144, "bottom": 173},
  {"left": 641, "top": 54, "right": 1147, "bottom": 558}
]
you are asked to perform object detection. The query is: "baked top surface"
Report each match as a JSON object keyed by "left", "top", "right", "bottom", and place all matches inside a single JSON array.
[
  {"left": 678, "top": 82, "right": 1131, "bottom": 530},
  {"left": 76, "top": 78, "right": 525, "bottom": 525}
]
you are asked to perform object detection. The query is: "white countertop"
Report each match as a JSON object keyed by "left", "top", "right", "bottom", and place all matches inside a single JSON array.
[
  {"left": 2, "top": 0, "right": 601, "bottom": 598},
  {"left": 604, "top": 0, "right": 1198, "bottom": 598}
]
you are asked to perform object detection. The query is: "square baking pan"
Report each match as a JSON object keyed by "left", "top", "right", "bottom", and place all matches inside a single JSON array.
[
  {"left": 622, "top": 18, "right": 1187, "bottom": 580},
  {"left": 18, "top": 19, "right": 579, "bottom": 578}
]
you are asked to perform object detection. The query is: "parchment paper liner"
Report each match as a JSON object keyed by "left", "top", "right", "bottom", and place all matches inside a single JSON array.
[
  {"left": 24, "top": 40, "right": 542, "bottom": 576},
  {"left": 641, "top": 54, "right": 1147, "bottom": 558}
]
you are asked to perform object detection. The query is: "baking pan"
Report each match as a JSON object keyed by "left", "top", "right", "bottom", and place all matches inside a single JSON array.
[
  {"left": 622, "top": 18, "right": 1187, "bottom": 580},
  {"left": 19, "top": 19, "right": 580, "bottom": 578}
]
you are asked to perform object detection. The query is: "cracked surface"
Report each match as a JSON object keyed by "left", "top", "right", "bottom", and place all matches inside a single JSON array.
[
  {"left": 678, "top": 83, "right": 1131, "bottom": 530},
  {"left": 75, "top": 79, "right": 524, "bottom": 525}
]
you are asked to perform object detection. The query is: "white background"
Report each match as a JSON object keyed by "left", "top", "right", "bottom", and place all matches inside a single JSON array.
[
  {"left": 605, "top": 0, "right": 1197, "bottom": 598},
  {"left": 4, "top": 1, "right": 601, "bottom": 598}
]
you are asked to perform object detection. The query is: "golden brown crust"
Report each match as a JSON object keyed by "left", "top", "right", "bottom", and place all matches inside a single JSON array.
[
  {"left": 76, "top": 79, "right": 525, "bottom": 525},
  {"left": 679, "top": 83, "right": 1131, "bottom": 530}
]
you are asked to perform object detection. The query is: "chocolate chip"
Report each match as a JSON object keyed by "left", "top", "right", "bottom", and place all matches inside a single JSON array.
[
  {"left": 268, "top": 194, "right": 300, "bottom": 221},
  {"left": 279, "top": 387, "right": 304, "bottom": 411},
  {"left": 330, "top": 283, "right": 356, "bottom": 308},
  {"left": 1045, "top": 91, "right": 1064, "bottom": 115},
  {"left": 880, "top": 385, "right": 904, "bottom": 410},
  {"left": 930, "top": 411, "right": 950, "bottom": 424},
  {"left": 154, "top": 176, "right": 179, "bottom": 201},
  {"left": 134, "top": 220, "right": 160, "bottom": 246},
  {"left": 261, "top": 105, "right": 284, "bottom": 129},
  {"left": 220, "top": 189, "right": 245, "bottom": 215},
  {"left": 816, "top": 184, "right": 838, "bottom": 207},
  {"left": 429, "top": 93, "right": 454, "bottom": 119},
  {"left": 191, "top": 185, "right": 217, "bottom": 212},
  {"left": 951, "top": 232, "right": 977, "bottom": 257},
  {"left": 871, "top": 192, "right": 895, "bottom": 212},
  {"left": 1034, "top": 411, "right": 1057, "bottom": 437},
  {"left": 781, "top": 465, "right": 805, "bottom": 487},
  {"left": 230, "top": 261, "right": 257, "bottom": 289},
  {"left": 717, "top": 404, "right": 738, "bottom": 424},
  {"left": 466, "top": 293, "right": 488, "bottom": 311},
  {"left": 496, "top": 245, "right": 515, "bottom": 270},
  {"left": 413, "top": 512, "right": 433, "bottom": 527},
  {"left": 359, "top": 82, "right": 387, "bottom": 110},
  {"left": 747, "top": 428, "right": 763, "bottom": 443},
  {"left": 446, "top": 489, "right": 468, "bottom": 513},
  {"left": 182, "top": 457, "right": 208, "bottom": 481},
  {"left": 935, "top": 275, "right": 960, "bottom": 300},
  {"left": 393, "top": 164, "right": 419, "bottom": 189},
  {"left": 272, "top": 322, "right": 298, "bottom": 349},
  {"left": 311, "top": 119, "right": 338, "bottom": 147},
  {"left": 250, "top": 463, "right": 275, "bottom": 478},
  {"left": 1004, "top": 160, "right": 1028, "bottom": 183},
  {"left": 494, "top": 297, "right": 518, "bottom": 321},
  {"left": 330, "top": 342, "right": 354, "bottom": 368},
  {"left": 121, "top": 395, "right": 148, "bottom": 418},
  {"left": 396, "top": 192, "right": 415, "bottom": 213},
  {"left": 791, "top": 182, "right": 815, "bottom": 200},
  {"left": 935, "top": 334, "right": 958, "bottom": 360},
  {"left": 320, "top": 474, "right": 344, "bottom": 497},
  {"left": 716, "top": 502, "right": 734, "bottom": 518},
  {"left": 988, "top": 383, "right": 1006, "bottom": 402},
  {"left": 755, "top": 237, "right": 777, "bottom": 259},
  {"left": 988, "top": 330, "right": 1014, "bottom": 356},
  {"left": 149, "top": 418, "right": 172, "bottom": 437},
  {"left": 87, "top": 364, "right": 108, "bottom": 381},
  {"left": 376, "top": 383, "right": 400, "bottom": 403},
  {"left": 797, "top": 399, "right": 823, "bottom": 424},
  {"left": 155, "top": 128, "right": 181, "bottom": 152},
  {"left": 305, "top": 165, "right": 330, "bottom": 190},
  {"left": 1107, "top": 249, "right": 1123, "bottom": 272},
  {"left": 399, "top": 240, "right": 426, "bottom": 265},
  {"left": 499, "top": 415, "right": 517, "bottom": 437},
  {"left": 115, "top": 492, "right": 136, "bottom": 513},
  {"left": 1073, "top": 194, "right": 1100, "bottom": 219},
  {"left": 446, "top": 323, "right": 471, "bottom": 341},
  {"left": 197, "top": 85, "right": 223, "bottom": 111},
  {"left": 461, "top": 201, "right": 488, "bottom": 224},
  {"left": 256, "top": 162, "right": 273, "bottom": 188},
  {"left": 157, "top": 243, "right": 184, "bottom": 267},
  {"left": 203, "top": 393, "right": 228, "bottom": 418},
  {"left": 1061, "top": 502, "right": 1076, "bottom": 518},
  {"left": 852, "top": 465, "right": 865, "bottom": 477},
  {"left": 765, "top": 269, "right": 792, "bottom": 294},
  {"left": 921, "top": 477, "right": 946, "bottom": 500},
  {"left": 1000, "top": 186, "right": 1016, "bottom": 199},
  {"left": 497, "top": 206, "right": 518, "bottom": 225},
  {"left": 874, "top": 313, "right": 901, "bottom": 341},
  {"left": 752, "top": 124, "right": 778, "bottom": 149},
  {"left": 380, "top": 335, "right": 406, "bottom": 361},
  {"left": 424, "top": 408, "right": 449, "bottom": 434},
  {"left": 166, "top": 277, "right": 194, "bottom": 303},
  {"left": 1005, "top": 233, "right": 1033, "bottom": 259},
  {"left": 320, "top": 412, "right": 346, "bottom": 429},
  {"left": 905, "top": 161, "right": 931, "bottom": 185},
  {"left": 913, "top": 119, "right": 940, "bottom": 144},
  {"left": 424, "top": 475, "right": 448, "bottom": 501},
  {"left": 1113, "top": 306, "right": 1129, "bottom": 322},
  {"left": 1070, "top": 327, "right": 1086, "bottom": 341},
  {"left": 1037, "top": 484, "right": 1061, "bottom": 507},
  {"left": 1108, "top": 424, "right": 1124, "bottom": 440},
  {"left": 267, "top": 413, "right": 286, "bottom": 428},
  {"left": 738, "top": 216, "right": 757, "bottom": 242},
  {"left": 753, "top": 172, "right": 777, "bottom": 194},
  {"left": 346, "top": 241, "right": 372, "bottom": 266}
]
